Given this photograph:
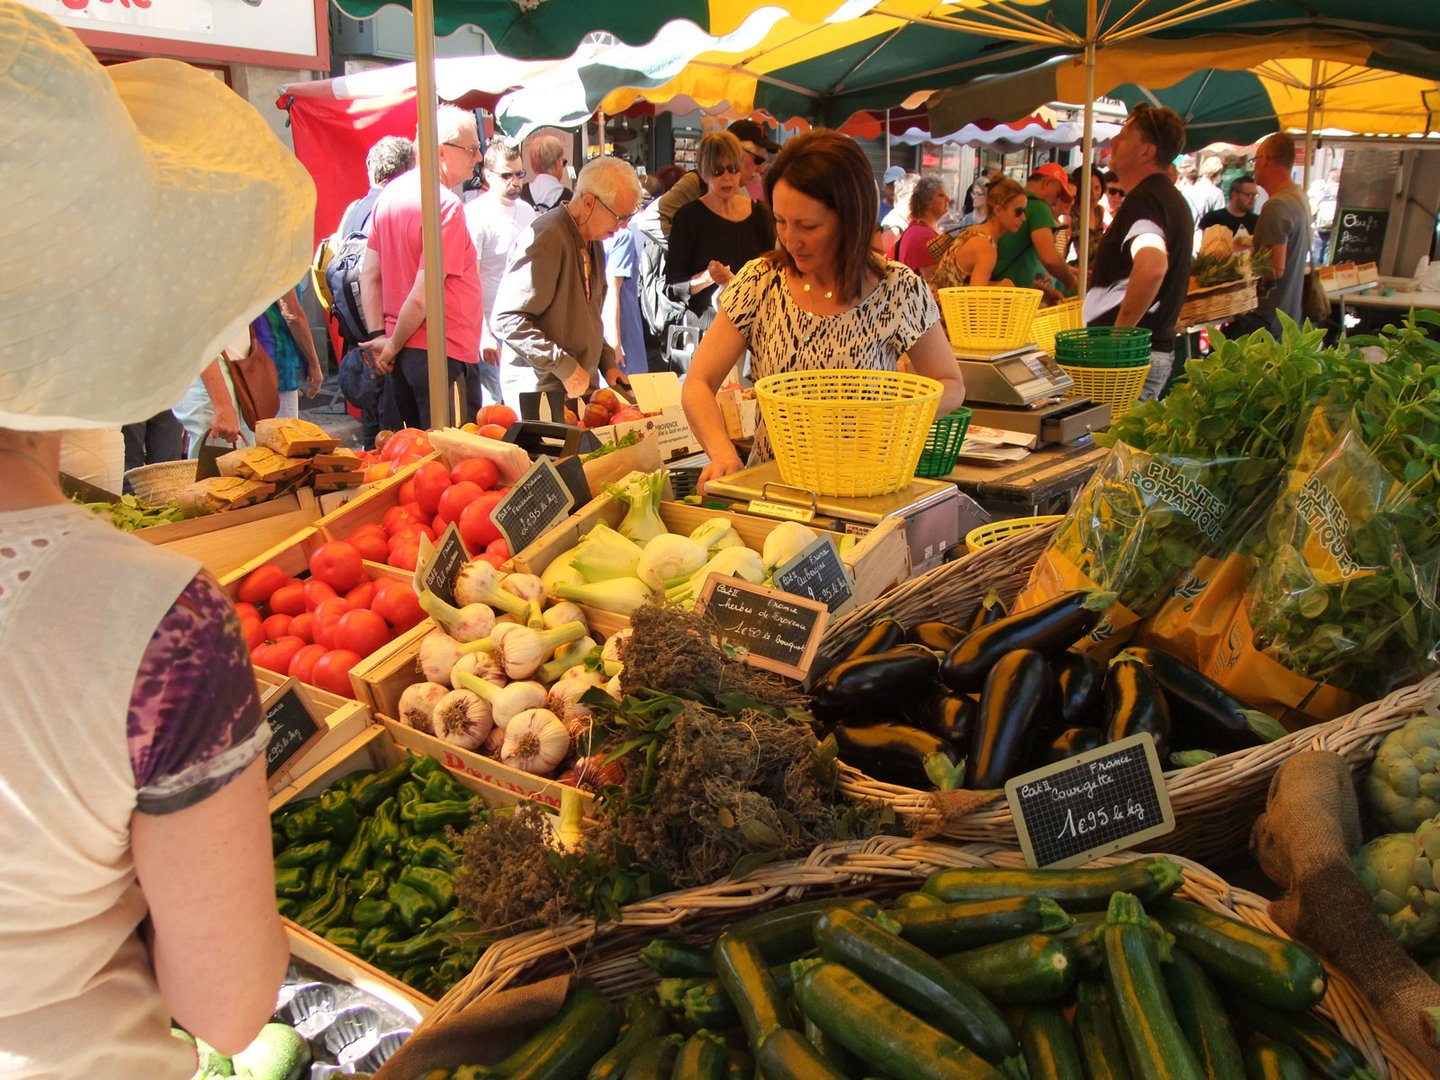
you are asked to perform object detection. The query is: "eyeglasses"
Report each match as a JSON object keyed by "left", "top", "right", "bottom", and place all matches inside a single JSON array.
[
  {"left": 712, "top": 164, "right": 742, "bottom": 176},
  {"left": 494, "top": 170, "right": 527, "bottom": 181},
  {"left": 592, "top": 193, "right": 635, "bottom": 226},
  {"left": 1233, "top": 188, "right": 1257, "bottom": 197},
  {"left": 1105, "top": 186, "right": 1126, "bottom": 197},
  {"left": 444, "top": 141, "right": 482, "bottom": 156},
  {"left": 750, "top": 153, "right": 768, "bottom": 168}
]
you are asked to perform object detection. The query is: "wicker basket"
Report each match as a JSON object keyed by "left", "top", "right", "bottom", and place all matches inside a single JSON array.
[
  {"left": 754, "top": 370, "right": 941, "bottom": 497},
  {"left": 1029, "top": 298, "right": 1083, "bottom": 355},
  {"left": 964, "top": 514, "right": 1064, "bottom": 554},
  {"left": 813, "top": 523, "right": 1440, "bottom": 867},
  {"left": 937, "top": 286, "right": 1043, "bottom": 351},
  {"left": 423, "top": 836, "right": 1430, "bottom": 1079},
  {"left": 1176, "top": 278, "right": 1260, "bottom": 329},
  {"left": 124, "top": 459, "right": 198, "bottom": 506}
]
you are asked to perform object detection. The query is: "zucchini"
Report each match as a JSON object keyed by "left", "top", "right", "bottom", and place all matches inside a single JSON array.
[
  {"left": 941, "top": 590, "right": 1115, "bottom": 692},
  {"left": 814, "top": 907, "right": 1019, "bottom": 1070},
  {"left": 639, "top": 939, "right": 716, "bottom": 978},
  {"left": 794, "top": 962, "right": 1006, "bottom": 1080},
  {"left": 714, "top": 932, "right": 790, "bottom": 1047},
  {"left": 803, "top": 1016, "right": 860, "bottom": 1075},
  {"left": 1073, "top": 980, "right": 1133, "bottom": 1080},
  {"left": 1154, "top": 900, "right": 1327, "bottom": 1011},
  {"left": 680, "top": 981, "right": 738, "bottom": 1030},
  {"left": 923, "top": 856, "right": 1184, "bottom": 909},
  {"left": 965, "top": 648, "right": 1053, "bottom": 789},
  {"left": 1099, "top": 892, "right": 1204, "bottom": 1080},
  {"left": 1230, "top": 993, "right": 1381, "bottom": 1080},
  {"left": 727, "top": 897, "right": 882, "bottom": 962},
  {"left": 1243, "top": 1039, "right": 1310, "bottom": 1080},
  {"left": 488, "top": 984, "right": 611, "bottom": 1077},
  {"left": 509, "top": 984, "right": 622, "bottom": 1080},
  {"left": 1102, "top": 654, "right": 1172, "bottom": 762},
  {"left": 891, "top": 891, "right": 942, "bottom": 909},
  {"left": 671, "top": 1032, "right": 728, "bottom": 1080},
  {"left": 892, "top": 894, "right": 1072, "bottom": 954},
  {"left": 942, "top": 933, "right": 1076, "bottom": 1004},
  {"left": 1019, "top": 1007, "right": 1085, "bottom": 1080},
  {"left": 622, "top": 1035, "right": 683, "bottom": 1080},
  {"left": 1162, "top": 949, "right": 1245, "bottom": 1080},
  {"left": 590, "top": 995, "right": 668, "bottom": 1080},
  {"left": 756, "top": 1028, "right": 849, "bottom": 1080}
]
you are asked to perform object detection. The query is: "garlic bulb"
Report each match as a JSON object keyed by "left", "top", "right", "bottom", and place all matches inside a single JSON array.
[
  {"left": 541, "top": 601, "right": 587, "bottom": 632},
  {"left": 460, "top": 620, "right": 588, "bottom": 680},
  {"left": 500, "top": 572, "right": 547, "bottom": 628},
  {"left": 418, "top": 590, "right": 495, "bottom": 643},
  {"left": 418, "top": 628, "right": 465, "bottom": 684},
  {"left": 453, "top": 671, "right": 547, "bottom": 729},
  {"left": 399, "top": 681, "right": 449, "bottom": 734},
  {"left": 431, "top": 688, "right": 493, "bottom": 750},
  {"left": 481, "top": 724, "right": 506, "bottom": 758},
  {"left": 547, "top": 673, "right": 595, "bottom": 727},
  {"left": 454, "top": 559, "right": 531, "bottom": 619},
  {"left": 602, "top": 627, "right": 631, "bottom": 666},
  {"left": 501, "top": 708, "right": 571, "bottom": 776},
  {"left": 604, "top": 673, "right": 624, "bottom": 700},
  {"left": 450, "top": 650, "right": 505, "bottom": 689}
]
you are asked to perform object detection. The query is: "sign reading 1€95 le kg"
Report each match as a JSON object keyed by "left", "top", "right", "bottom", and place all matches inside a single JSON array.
[
  {"left": 694, "top": 574, "right": 829, "bottom": 681},
  {"left": 261, "top": 677, "right": 323, "bottom": 788}
]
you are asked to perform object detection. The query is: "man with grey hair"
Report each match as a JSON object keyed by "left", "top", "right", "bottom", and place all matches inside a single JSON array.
[
  {"left": 520, "top": 128, "right": 572, "bottom": 212},
  {"left": 359, "top": 104, "right": 484, "bottom": 427},
  {"left": 494, "top": 155, "right": 643, "bottom": 404}
]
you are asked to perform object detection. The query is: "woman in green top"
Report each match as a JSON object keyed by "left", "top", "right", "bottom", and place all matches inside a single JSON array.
[{"left": 930, "top": 177, "right": 1028, "bottom": 293}]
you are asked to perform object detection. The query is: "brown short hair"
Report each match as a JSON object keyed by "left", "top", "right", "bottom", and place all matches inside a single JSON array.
[
  {"left": 1126, "top": 103, "right": 1187, "bottom": 167},
  {"left": 763, "top": 128, "right": 882, "bottom": 303},
  {"left": 1260, "top": 132, "right": 1296, "bottom": 170},
  {"left": 985, "top": 176, "right": 1026, "bottom": 215},
  {"left": 909, "top": 177, "right": 947, "bottom": 219},
  {"left": 698, "top": 131, "right": 744, "bottom": 180}
]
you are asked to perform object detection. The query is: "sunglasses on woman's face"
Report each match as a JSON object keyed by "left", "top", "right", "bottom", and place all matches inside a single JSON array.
[
  {"left": 713, "top": 163, "right": 742, "bottom": 176},
  {"left": 1106, "top": 186, "right": 1125, "bottom": 197}
]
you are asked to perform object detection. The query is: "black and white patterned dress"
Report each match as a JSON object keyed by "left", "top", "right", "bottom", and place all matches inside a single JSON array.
[{"left": 721, "top": 257, "right": 941, "bottom": 464}]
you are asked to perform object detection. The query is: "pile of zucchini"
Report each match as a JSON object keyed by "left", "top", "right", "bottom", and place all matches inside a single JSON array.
[
  {"left": 809, "top": 590, "right": 1286, "bottom": 791},
  {"left": 418, "top": 858, "right": 1381, "bottom": 1080}
]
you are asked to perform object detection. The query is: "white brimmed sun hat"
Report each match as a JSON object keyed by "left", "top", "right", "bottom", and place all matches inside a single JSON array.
[{"left": 0, "top": 1, "right": 316, "bottom": 431}]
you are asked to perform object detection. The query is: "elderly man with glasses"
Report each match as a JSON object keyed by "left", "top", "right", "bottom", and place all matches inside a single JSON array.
[
  {"left": 1229, "top": 134, "right": 1313, "bottom": 335},
  {"left": 493, "top": 155, "right": 644, "bottom": 405}
]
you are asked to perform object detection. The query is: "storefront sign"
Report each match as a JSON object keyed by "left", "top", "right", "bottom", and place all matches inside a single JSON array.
[
  {"left": 695, "top": 575, "right": 829, "bottom": 681},
  {"left": 29, "top": 0, "right": 212, "bottom": 34}
]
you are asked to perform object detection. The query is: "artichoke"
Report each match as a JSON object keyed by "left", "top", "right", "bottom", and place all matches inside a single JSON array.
[
  {"left": 1354, "top": 821, "right": 1440, "bottom": 950},
  {"left": 1366, "top": 715, "right": 1440, "bottom": 833}
]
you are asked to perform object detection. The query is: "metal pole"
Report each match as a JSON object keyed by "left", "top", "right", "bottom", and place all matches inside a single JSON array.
[
  {"left": 884, "top": 107, "right": 892, "bottom": 170},
  {"left": 1303, "top": 58, "right": 1320, "bottom": 199},
  {"left": 1078, "top": 0, "right": 1097, "bottom": 307},
  {"left": 412, "top": 0, "right": 450, "bottom": 429}
]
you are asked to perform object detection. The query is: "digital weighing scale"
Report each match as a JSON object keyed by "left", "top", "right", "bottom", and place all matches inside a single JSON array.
[
  {"left": 701, "top": 461, "right": 964, "bottom": 575},
  {"left": 954, "top": 344, "right": 1109, "bottom": 446}
]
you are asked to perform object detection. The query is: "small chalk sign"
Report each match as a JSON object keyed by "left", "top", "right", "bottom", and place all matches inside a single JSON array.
[
  {"left": 416, "top": 522, "right": 470, "bottom": 607},
  {"left": 772, "top": 534, "right": 854, "bottom": 614},
  {"left": 1330, "top": 206, "right": 1388, "bottom": 266},
  {"left": 262, "top": 677, "right": 324, "bottom": 785},
  {"left": 492, "top": 457, "right": 575, "bottom": 559},
  {"left": 1004, "top": 732, "right": 1174, "bottom": 869},
  {"left": 695, "top": 574, "right": 829, "bottom": 680}
]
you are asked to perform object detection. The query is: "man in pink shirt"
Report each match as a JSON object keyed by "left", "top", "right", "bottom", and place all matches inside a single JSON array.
[{"left": 359, "top": 104, "right": 484, "bottom": 428}]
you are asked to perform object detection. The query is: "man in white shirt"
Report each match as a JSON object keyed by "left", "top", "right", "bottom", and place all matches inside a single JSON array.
[
  {"left": 465, "top": 141, "right": 538, "bottom": 407},
  {"left": 520, "top": 128, "right": 572, "bottom": 212}
]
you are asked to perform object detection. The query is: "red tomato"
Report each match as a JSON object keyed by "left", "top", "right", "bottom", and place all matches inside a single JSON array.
[
  {"left": 372, "top": 580, "right": 425, "bottom": 631},
  {"left": 262, "top": 613, "right": 292, "bottom": 640},
  {"left": 397, "top": 500, "right": 425, "bottom": 523},
  {"left": 237, "top": 563, "right": 287, "bottom": 607},
  {"left": 349, "top": 531, "right": 390, "bottom": 563},
  {"left": 380, "top": 428, "right": 428, "bottom": 462},
  {"left": 240, "top": 617, "right": 264, "bottom": 651},
  {"left": 345, "top": 580, "right": 377, "bottom": 609},
  {"left": 253, "top": 635, "right": 307, "bottom": 675},
  {"left": 311, "top": 597, "right": 350, "bottom": 650},
  {"left": 268, "top": 581, "right": 307, "bottom": 617},
  {"left": 478, "top": 403, "right": 518, "bottom": 430},
  {"left": 477, "top": 423, "right": 507, "bottom": 441},
  {"left": 311, "top": 649, "right": 364, "bottom": 697},
  {"left": 349, "top": 522, "right": 387, "bottom": 542},
  {"left": 436, "top": 481, "right": 484, "bottom": 526},
  {"left": 383, "top": 506, "right": 419, "bottom": 535},
  {"left": 450, "top": 456, "right": 501, "bottom": 490},
  {"left": 481, "top": 553, "right": 509, "bottom": 569},
  {"left": 363, "top": 462, "right": 393, "bottom": 484},
  {"left": 288, "top": 643, "right": 329, "bottom": 684},
  {"left": 302, "top": 579, "right": 339, "bottom": 611},
  {"left": 412, "top": 461, "right": 453, "bottom": 515},
  {"left": 233, "top": 601, "right": 261, "bottom": 623},
  {"left": 386, "top": 538, "right": 422, "bottom": 573},
  {"left": 485, "top": 537, "right": 510, "bottom": 559},
  {"left": 289, "top": 611, "right": 317, "bottom": 644},
  {"left": 431, "top": 514, "right": 447, "bottom": 537},
  {"left": 309, "top": 541, "right": 366, "bottom": 592},
  {"left": 388, "top": 522, "right": 436, "bottom": 549},
  {"left": 397, "top": 479, "right": 417, "bottom": 505},
  {"left": 335, "top": 608, "right": 391, "bottom": 657},
  {"left": 457, "top": 491, "right": 505, "bottom": 552}
]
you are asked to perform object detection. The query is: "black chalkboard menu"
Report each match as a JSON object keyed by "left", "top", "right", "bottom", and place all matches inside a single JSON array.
[
  {"left": 492, "top": 457, "right": 575, "bottom": 558},
  {"left": 419, "top": 522, "right": 470, "bottom": 606},
  {"left": 772, "top": 534, "right": 855, "bottom": 614},
  {"left": 263, "top": 677, "right": 323, "bottom": 783},
  {"left": 1004, "top": 733, "right": 1174, "bottom": 868},
  {"left": 1330, "top": 206, "right": 1388, "bottom": 266},
  {"left": 695, "top": 575, "right": 830, "bottom": 680}
]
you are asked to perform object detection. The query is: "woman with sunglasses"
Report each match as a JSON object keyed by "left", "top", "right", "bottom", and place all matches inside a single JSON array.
[
  {"left": 930, "top": 176, "right": 1028, "bottom": 293},
  {"left": 665, "top": 131, "right": 776, "bottom": 337}
]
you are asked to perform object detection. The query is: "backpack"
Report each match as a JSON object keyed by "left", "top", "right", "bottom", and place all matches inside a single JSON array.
[{"left": 324, "top": 189, "right": 382, "bottom": 346}]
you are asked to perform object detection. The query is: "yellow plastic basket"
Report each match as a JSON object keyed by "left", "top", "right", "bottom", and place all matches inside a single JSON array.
[
  {"left": 1029, "top": 298, "right": 1083, "bottom": 355},
  {"left": 964, "top": 515, "right": 1064, "bottom": 554},
  {"left": 937, "top": 286, "right": 1043, "bottom": 351},
  {"left": 1059, "top": 361, "right": 1152, "bottom": 419},
  {"left": 754, "top": 369, "right": 942, "bottom": 497}
]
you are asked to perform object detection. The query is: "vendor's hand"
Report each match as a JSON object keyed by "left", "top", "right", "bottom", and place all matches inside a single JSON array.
[
  {"left": 562, "top": 365, "right": 592, "bottom": 399},
  {"left": 708, "top": 260, "right": 733, "bottom": 287},
  {"left": 302, "top": 361, "right": 324, "bottom": 398},
  {"left": 698, "top": 453, "right": 743, "bottom": 496},
  {"left": 603, "top": 366, "right": 631, "bottom": 392},
  {"left": 209, "top": 405, "right": 242, "bottom": 446}
]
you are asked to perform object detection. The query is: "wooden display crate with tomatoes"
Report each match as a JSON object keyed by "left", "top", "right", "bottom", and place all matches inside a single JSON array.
[{"left": 254, "top": 665, "right": 372, "bottom": 786}]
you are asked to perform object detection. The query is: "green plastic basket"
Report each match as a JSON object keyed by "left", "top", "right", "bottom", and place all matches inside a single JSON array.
[
  {"left": 1054, "top": 326, "right": 1152, "bottom": 368},
  {"left": 915, "top": 407, "right": 972, "bottom": 478}
]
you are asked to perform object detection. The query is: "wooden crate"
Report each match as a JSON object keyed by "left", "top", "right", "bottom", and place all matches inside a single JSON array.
[
  {"left": 345, "top": 617, "right": 435, "bottom": 716},
  {"left": 313, "top": 454, "right": 436, "bottom": 543},
  {"left": 254, "top": 666, "right": 372, "bottom": 787},
  {"left": 137, "top": 488, "right": 322, "bottom": 578}
]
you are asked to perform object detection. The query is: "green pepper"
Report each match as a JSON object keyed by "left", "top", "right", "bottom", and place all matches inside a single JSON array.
[
  {"left": 360, "top": 924, "right": 401, "bottom": 957},
  {"left": 398, "top": 962, "right": 432, "bottom": 987},
  {"left": 274, "top": 866, "right": 309, "bottom": 898},
  {"left": 396, "top": 780, "right": 425, "bottom": 823},
  {"left": 274, "top": 840, "right": 334, "bottom": 869},
  {"left": 355, "top": 868, "right": 387, "bottom": 899},
  {"left": 318, "top": 787, "right": 360, "bottom": 841},
  {"left": 351, "top": 759, "right": 415, "bottom": 814},
  {"left": 373, "top": 908, "right": 465, "bottom": 968},
  {"left": 372, "top": 856, "right": 399, "bottom": 880},
  {"left": 309, "top": 860, "right": 338, "bottom": 896},
  {"left": 408, "top": 754, "right": 447, "bottom": 785},
  {"left": 280, "top": 793, "right": 355, "bottom": 844},
  {"left": 411, "top": 799, "right": 477, "bottom": 834},
  {"left": 387, "top": 880, "right": 439, "bottom": 931},
  {"left": 408, "top": 836, "right": 461, "bottom": 871},
  {"left": 271, "top": 829, "right": 286, "bottom": 851},
  {"left": 370, "top": 797, "right": 402, "bottom": 857},
  {"left": 277, "top": 898, "right": 300, "bottom": 919},
  {"left": 421, "top": 769, "right": 470, "bottom": 804},
  {"left": 399, "top": 865, "right": 455, "bottom": 910},
  {"left": 295, "top": 877, "right": 347, "bottom": 934},
  {"left": 337, "top": 817, "right": 374, "bottom": 877},
  {"left": 324, "top": 926, "right": 363, "bottom": 952},
  {"left": 353, "top": 898, "right": 395, "bottom": 929}
]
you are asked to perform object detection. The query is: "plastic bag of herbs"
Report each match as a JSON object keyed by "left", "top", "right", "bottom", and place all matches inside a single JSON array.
[{"left": 1015, "top": 317, "right": 1342, "bottom": 657}]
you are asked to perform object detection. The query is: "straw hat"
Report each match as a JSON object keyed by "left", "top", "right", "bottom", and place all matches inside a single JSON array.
[{"left": 0, "top": 2, "right": 316, "bottom": 431}]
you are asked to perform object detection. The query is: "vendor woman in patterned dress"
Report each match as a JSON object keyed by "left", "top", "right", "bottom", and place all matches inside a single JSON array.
[{"left": 681, "top": 128, "right": 966, "bottom": 494}]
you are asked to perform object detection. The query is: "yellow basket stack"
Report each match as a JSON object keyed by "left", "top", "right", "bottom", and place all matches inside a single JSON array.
[
  {"left": 937, "top": 286, "right": 1043, "bottom": 351},
  {"left": 964, "top": 514, "right": 1064, "bottom": 554},
  {"left": 1029, "top": 297, "right": 1083, "bottom": 355},
  {"left": 754, "top": 369, "right": 942, "bottom": 497},
  {"left": 1054, "top": 326, "right": 1153, "bottom": 420}
]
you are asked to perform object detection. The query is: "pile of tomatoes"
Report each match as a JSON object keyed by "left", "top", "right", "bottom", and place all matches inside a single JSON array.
[
  {"left": 356, "top": 427, "right": 435, "bottom": 484},
  {"left": 235, "top": 541, "right": 425, "bottom": 695}
]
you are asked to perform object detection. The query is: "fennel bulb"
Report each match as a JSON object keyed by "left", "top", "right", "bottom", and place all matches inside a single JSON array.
[
  {"left": 665, "top": 546, "right": 766, "bottom": 606},
  {"left": 606, "top": 469, "right": 666, "bottom": 544},
  {"left": 636, "top": 533, "right": 707, "bottom": 592},
  {"left": 690, "top": 517, "right": 745, "bottom": 554},
  {"left": 572, "top": 522, "right": 642, "bottom": 582},
  {"left": 554, "top": 576, "right": 654, "bottom": 616},
  {"left": 762, "top": 521, "right": 818, "bottom": 572}
]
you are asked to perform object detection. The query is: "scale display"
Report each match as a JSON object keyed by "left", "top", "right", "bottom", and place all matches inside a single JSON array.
[{"left": 954, "top": 345, "right": 1073, "bottom": 406}]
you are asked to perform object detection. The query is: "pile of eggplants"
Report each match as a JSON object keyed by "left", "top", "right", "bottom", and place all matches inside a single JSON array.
[{"left": 809, "top": 589, "right": 1287, "bottom": 792}]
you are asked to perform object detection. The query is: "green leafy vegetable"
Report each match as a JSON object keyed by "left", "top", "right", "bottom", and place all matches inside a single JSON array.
[{"left": 75, "top": 493, "right": 185, "bottom": 531}]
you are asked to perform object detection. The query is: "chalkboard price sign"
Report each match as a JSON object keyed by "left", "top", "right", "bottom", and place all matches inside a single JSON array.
[
  {"left": 1004, "top": 733, "right": 1174, "bottom": 868},
  {"left": 772, "top": 534, "right": 855, "bottom": 614},
  {"left": 1330, "top": 206, "right": 1388, "bottom": 266},
  {"left": 262, "top": 677, "right": 323, "bottom": 784},
  {"left": 492, "top": 457, "right": 575, "bottom": 558},
  {"left": 695, "top": 574, "right": 829, "bottom": 680},
  {"left": 417, "top": 523, "right": 470, "bottom": 607}
]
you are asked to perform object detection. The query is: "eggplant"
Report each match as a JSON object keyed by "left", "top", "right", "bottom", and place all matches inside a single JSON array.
[
  {"left": 1103, "top": 654, "right": 1172, "bottom": 761},
  {"left": 832, "top": 722, "right": 958, "bottom": 790},
  {"left": 907, "top": 620, "right": 967, "bottom": 652},
  {"left": 1125, "top": 646, "right": 1288, "bottom": 751},
  {"left": 1037, "top": 726, "right": 1106, "bottom": 766},
  {"left": 966, "top": 649, "right": 1053, "bottom": 790},
  {"left": 811, "top": 644, "right": 940, "bottom": 723},
  {"left": 920, "top": 692, "right": 977, "bottom": 748},
  {"left": 1053, "top": 650, "right": 1106, "bottom": 728},
  {"left": 941, "top": 590, "right": 1116, "bottom": 693},
  {"left": 968, "top": 588, "right": 1009, "bottom": 632},
  {"left": 839, "top": 617, "right": 907, "bottom": 664}
]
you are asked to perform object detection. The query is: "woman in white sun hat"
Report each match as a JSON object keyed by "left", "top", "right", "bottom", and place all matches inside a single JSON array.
[{"left": 0, "top": 3, "right": 315, "bottom": 1075}]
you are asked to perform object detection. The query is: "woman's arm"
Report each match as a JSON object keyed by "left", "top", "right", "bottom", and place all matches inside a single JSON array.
[
  {"left": 965, "top": 238, "right": 999, "bottom": 288},
  {"left": 680, "top": 310, "right": 750, "bottom": 491},
  {"left": 905, "top": 321, "right": 967, "bottom": 416},
  {"left": 277, "top": 288, "right": 325, "bottom": 397},
  {"left": 198, "top": 358, "right": 242, "bottom": 445},
  {"left": 132, "top": 755, "right": 287, "bottom": 1054}
]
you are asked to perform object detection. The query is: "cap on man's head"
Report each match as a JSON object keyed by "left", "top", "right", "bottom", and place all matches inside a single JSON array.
[
  {"left": 727, "top": 119, "right": 780, "bottom": 153},
  {"left": 1030, "top": 162, "right": 1075, "bottom": 197},
  {"left": 882, "top": 165, "right": 907, "bottom": 186}
]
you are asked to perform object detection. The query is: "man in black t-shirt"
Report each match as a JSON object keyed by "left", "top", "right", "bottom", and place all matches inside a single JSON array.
[
  {"left": 1197, "top": 174, "right": 1260, "bottom": 237},
  {"left": 1083, "top": 103, "right": 1193, "bottom": 401}
]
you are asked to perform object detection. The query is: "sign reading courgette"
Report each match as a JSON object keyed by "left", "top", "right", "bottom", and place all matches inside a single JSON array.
[
  {"left": 1005, "top": 732, "right": 1174, "bottom": 868},
  {"left": 415, "top": 522, "right": 470, "bottom": 607}
]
